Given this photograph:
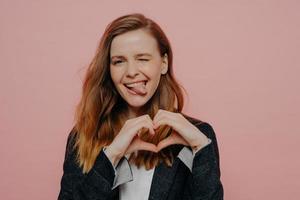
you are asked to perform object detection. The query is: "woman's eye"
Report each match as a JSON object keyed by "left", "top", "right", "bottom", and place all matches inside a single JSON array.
[
  {"left": 138, "top": 59, "right": 149, "bottom": 62},
  {"left": 112, "top": 60, "right": 123, "bottom": 65}
]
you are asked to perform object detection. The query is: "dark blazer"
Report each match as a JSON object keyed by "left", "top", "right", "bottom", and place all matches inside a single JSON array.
[{"left": 58, "top": 114, "right": 224, "bottom": 200}]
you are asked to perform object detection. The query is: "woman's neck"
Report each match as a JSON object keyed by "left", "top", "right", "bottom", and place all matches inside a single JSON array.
[{"left": 127, "top": 106, "right": 146, "bottom": 119}]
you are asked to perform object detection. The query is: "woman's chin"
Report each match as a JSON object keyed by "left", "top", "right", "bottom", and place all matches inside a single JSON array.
[
  {"left": 126, "top": 100, "right": 147, "bottom": 108},
  {"left": 122, "top": 92, "right": 150, "bottom": 107}
]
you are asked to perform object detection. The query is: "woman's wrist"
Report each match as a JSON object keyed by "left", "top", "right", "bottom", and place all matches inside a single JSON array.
[
  {"left": 103, "top": 146, "right": 122, "bottom": 167},
  {"left": 191, "top": 137, "right": 211, "bottom": 154}
]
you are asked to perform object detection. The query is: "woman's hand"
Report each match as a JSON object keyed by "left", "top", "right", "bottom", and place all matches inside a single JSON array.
[
  {"left": 105, "top": 110, "right": 210, "bottom": 166},
  {"left": 153, "top": 110, "right": 210, "bottom": 152},
  {"left": 105, "top": 114, "right": 158, "bottom": 166}
]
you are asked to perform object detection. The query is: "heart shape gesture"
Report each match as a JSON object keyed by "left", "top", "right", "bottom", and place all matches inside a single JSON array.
[
  {"left": 105, "top": 110, "right": 210, "bottom": 166},
  {"left": 126, "top": 110, "right": 210, "bottom": 154}
]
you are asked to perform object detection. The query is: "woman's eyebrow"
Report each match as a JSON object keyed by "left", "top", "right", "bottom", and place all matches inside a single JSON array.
[
  {"left": 111, "top": 53, "right": 153, "bottom": 59},
  {"left": 135, "top": 53, "right": 152, "bottom": 57}
]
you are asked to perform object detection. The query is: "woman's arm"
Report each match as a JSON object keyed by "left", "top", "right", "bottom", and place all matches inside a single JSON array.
[
  {"left": 58, "top": 130, "right": 118, "bottom": 200},
  {"left": 184, "top": 122, "right": 224, "bottom": 200}
]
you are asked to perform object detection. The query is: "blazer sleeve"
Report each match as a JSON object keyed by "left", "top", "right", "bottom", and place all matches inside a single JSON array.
[
  {"left": 184, "top": 122, "right": 224, "bottom": 200},
  {"left": 58, "top": 129, "right": 118, "bottom": 200}
]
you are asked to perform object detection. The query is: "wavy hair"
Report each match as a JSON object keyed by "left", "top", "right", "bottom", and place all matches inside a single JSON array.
[{"left": 71, "top": 13, "right": 186, "bottom": 173}]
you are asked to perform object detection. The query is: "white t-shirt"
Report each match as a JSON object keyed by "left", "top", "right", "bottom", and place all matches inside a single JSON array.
[{"left": 119, "top": 160, "right": 154, "bottom": 200}]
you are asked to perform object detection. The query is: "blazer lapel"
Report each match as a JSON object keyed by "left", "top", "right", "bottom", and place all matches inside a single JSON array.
[{"left": 147, "top": 157, "right": 181, "bottom": 200}]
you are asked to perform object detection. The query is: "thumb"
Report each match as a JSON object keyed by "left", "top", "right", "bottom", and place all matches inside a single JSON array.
[
  {"left": 157, "top": 133, "right": 188, "bottom": 152},
  {"left": 126, "top": 136, "right": 158, "bottom": 154},
  {"left": 137, "top": 140, "right": 158, "bottom": 153}
]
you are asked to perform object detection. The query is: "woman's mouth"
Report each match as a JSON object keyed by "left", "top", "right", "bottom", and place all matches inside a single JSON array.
[{"left": 124, "top": 81, "right": 148, "bottom": 95}]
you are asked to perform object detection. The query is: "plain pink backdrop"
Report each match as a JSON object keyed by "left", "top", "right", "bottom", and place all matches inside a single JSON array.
[{"left": 1, "top": 0, "right": 299, "bottom": 199}]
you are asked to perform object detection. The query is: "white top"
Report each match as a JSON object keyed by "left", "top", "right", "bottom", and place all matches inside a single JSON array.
[{"left": 119, "top": 161, "right": 154, "bottom": 200}]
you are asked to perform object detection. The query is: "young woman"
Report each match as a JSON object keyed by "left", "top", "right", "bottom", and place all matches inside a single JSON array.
[{"left": 58, "top": 13, "right": 224, "bottom": 200}]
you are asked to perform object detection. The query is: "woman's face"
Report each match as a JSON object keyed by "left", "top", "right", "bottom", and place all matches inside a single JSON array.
[{"left": 110, "top": 29, "right": 168, "bottom": 117}]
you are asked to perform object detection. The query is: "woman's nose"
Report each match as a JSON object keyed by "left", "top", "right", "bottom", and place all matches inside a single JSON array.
[{"left": 126, "top": 61, "right": 140, "bottom": 77}]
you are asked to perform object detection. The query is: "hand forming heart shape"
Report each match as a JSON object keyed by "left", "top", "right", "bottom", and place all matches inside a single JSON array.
[
  {"left": 105, "top": 110, "right": 210, "bottom": 167},
  {"left": 125, "top": 110, "right": 210, "bottom": 155}
]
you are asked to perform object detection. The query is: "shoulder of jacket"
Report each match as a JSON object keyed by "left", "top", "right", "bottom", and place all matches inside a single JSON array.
[
  {"left": 65, "top": 126, "right": 79, "bottom": 155},
  {"left": 181, "top": 113, "right": 216, "bottom": 137},
  {"left": 181, "top": 113, "right": 205, "bottom": 126}
]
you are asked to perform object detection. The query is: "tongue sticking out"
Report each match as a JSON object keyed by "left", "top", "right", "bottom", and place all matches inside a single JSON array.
[{"left": 128, "top": 82, "right": 147, "bottom": 95}]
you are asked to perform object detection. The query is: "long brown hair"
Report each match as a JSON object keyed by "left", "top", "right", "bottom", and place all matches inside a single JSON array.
[{"left": 71, "top": 13, "right": 186, "bottom": 173}]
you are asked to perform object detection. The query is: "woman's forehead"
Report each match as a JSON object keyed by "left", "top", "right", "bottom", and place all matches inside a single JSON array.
[{"left": 110, "top": 30, "right": 159, "bottom": 57}]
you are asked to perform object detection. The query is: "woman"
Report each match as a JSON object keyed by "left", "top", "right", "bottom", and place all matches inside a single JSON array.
[{"left": 58, "top": 13, "right": 224, "bottom": 200}]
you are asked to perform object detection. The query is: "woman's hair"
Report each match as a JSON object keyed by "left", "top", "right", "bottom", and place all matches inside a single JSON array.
[{"left": 71, "top": 13, "right": 186, "bottom": 173}]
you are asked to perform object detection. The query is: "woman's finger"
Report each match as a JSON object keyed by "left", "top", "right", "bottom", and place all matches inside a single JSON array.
[
  {"left": 125, "top": 135, "right": 157, "bottom": 154},
  {"left": 111, "top": 114, "right": 156, "bottom": 157},
  {"left": 130, "top": 115, "right": 155, "bottom": 136},
  {"left": 157, "top": 133, "right": 188, "bottom": 152},
  {"left": 145, "top": 115, "right": 155, "bottom": 135},
  {"left": 136, "top": 139, "right": 158, "bottom": 153}
]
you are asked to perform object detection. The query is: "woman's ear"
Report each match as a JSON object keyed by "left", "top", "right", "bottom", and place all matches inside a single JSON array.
[{"left": 161, "top": 53, "right": 168, "bottom": 74}]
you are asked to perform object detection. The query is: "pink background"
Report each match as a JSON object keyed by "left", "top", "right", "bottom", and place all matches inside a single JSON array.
[{"left": 1, "top": 1, "right": 299, "bottom": 199}]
